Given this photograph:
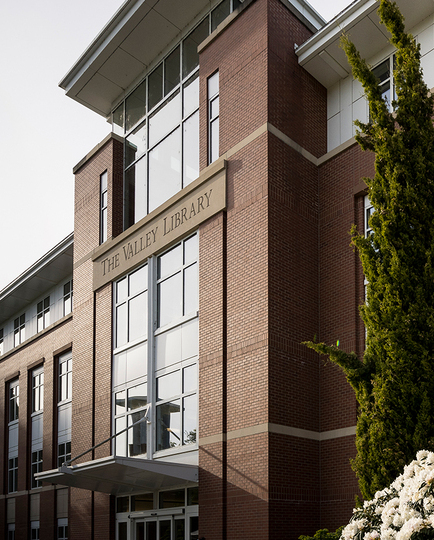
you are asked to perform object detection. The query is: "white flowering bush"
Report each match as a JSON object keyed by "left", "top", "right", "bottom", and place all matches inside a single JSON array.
[{"left": 342, "top": 451, "right": 434, "bottom": 540}]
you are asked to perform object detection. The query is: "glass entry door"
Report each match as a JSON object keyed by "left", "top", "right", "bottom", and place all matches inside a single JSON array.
[{"left": 134, "top": 517, "right": 187, "bottom": 540}]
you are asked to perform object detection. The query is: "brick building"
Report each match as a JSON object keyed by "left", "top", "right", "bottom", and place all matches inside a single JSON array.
[{"left": 1, "top": 0, "right": 433, "bottom": 538}]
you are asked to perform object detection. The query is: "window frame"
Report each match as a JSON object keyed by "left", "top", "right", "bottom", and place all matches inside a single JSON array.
[
  {"left": 37, "top": 296, "right": 50, "bottom": 332},
  {"left": 207, "top": 71, "right": 219, "bottom": 165},
  {"left": 100, "top": 170, "right": 108, "bottom": 244},
  {"left": 13, "top": 313, "right": 25, "bottom": 347}
]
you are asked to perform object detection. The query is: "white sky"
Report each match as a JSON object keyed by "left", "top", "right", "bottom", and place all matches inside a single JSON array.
[{"left": 0, "top": 0, "right": 351, "bottom": 291}]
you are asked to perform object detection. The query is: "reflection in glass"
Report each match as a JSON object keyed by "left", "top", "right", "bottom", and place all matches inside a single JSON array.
[
  {"left": 115, "top": 390, "right": 126, "bottom": 415},
  {"left": 126, "top": 79, "right": 147, "bottom": 132},
  {"left": 190, "top": 516, "right": 199, "bottom": 540},
  {"left": 129, "top": 265, "right": 147, "bottom": 296},
  {"left": 156, "top": 401, "right": 181, "bottom": 450},
  {"left": 183, "top": 364, "right": 197, "bottom": 393},
  {"left": 160, "top": 520, "right": 171, "bottom": 540},
  {"left": 113, "top": 351, "right": 126, "bottom": 386},
  {"left": 175, "top": 519, "right": 185, "bottom": 540},
  {"left": 158, "top": 272, "right": 182, "bottom": 327},
  {"left": 117, "top": 277, "right": 128, "bottom": 303},
  {"left": 128, "top": 291, "right": 147, "bottom": 342},
  {"left": 210, "top": 116, "right": 219, "bottom": 163},
  {"left": 182, "top": 18, "right": 209, "bottom": 79},
  {"left": 183, "top": 74, "right": 199, "bottom": 118},
  {"left": 157, "top": 371, "right": 180, "bottom": 401},
  {"left": 165, "top": 46, "right": 180, "bottom": 95},
  {"left": 116, "top": 303, "right": 127, "bottom": 347},
  {"left": 211, "top": 0, "right": 230, "bottom": 31},
  {"left": 125, "top": 156, "right": 147, "bottom": 226},
  {"left": 115, "top": 416, "right": 127, "bottom": 457},
  {"left": 125, "top": 121, "right": 147, "bottom": 167},
  {"left": 184, "top": 235, "right": 198, "bottom": 265},
  {"left": 113, "top": 103, "right": 124, "bottom": 134},
  {"left": 183, "top": 112, "right": 199, "bottom": 186},
  {"left": 149, "top": 92, "right": 181, "bottom": 148},
  {"left": 132, "top": 493, "right": 154, "bottom": 511},
  {"left": 183, "top": 395, "right": 197, "bottom": 445},
  {"left": 155, "top": 325, "right": 182, "bottom": 370},
  {"left": 158, "top": 244, "right": 182, "bottom": 280},
  {"left": 159, "top": 489, "right": 185, "bottom": 508},
  {"left": 126, "top": 342, "right": 147, "bottom": 382},
  {"left": 149, "top": 63, "right": 163, "bottom": 110},
  {"left": 128, "top": 383, "right": 147, "bottom": 410},
  {"left": 148, "top": 128, "right": 181, "bottom": 213},
  {"left": 128, "top": 410, "right": 147, "bottom": 456},
  {"left": 184, "top": 263, "right": 198, "bottom": 315}
]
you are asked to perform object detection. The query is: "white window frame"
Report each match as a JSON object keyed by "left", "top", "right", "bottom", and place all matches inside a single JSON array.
[
  {"left": 37, "top": 296, "right": 50, "bottom": 332},
  {"left": 100, "top": 170, "right": 108, "bottom": 244},
  {"left": 63, "top": 280, "right": 73, "bottom": 316},
  {"left": 208, "top": 71, "right": 219, "bottom": 165},
  {"left": 13, "top": 313, "right": 25, "bottom": 347},
  {"left": 112, "top": 233, "right": 199, "bottom": 460}
]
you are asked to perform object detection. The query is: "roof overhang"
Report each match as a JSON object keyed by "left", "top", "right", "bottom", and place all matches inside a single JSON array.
[
  {"left": 35, "top": 455, "right": 198, "bottom": 496},
  {"left": 0, "top": 234, "right": 73, "bottom": 326},
  {"left": 60, "top": 0, "right": 325, "bottom": 119},
  {"left": 296, "top": 0, "right": 434, "bottom": 88},
  {"left": 59, "top": 0, "right": 214, "bottom": 119}
]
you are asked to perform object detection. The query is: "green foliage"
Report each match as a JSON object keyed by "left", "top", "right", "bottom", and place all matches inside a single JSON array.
[
  {"left": 304, "top": 0, "right": 434, "bottom": 500},
  {"left": 299, "top": 527, "right": 344, "bottom": 540}
]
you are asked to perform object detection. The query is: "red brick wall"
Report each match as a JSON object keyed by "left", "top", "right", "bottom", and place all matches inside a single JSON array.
[
  {"left": 70, "top": 135, "right": 121, "bottom": 540},
  {"left": 0, "top": 319, "right": 72, "bottom": 540}
]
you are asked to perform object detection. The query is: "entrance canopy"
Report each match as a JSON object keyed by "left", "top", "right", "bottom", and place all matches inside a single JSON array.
[{"left": 35, "top": 456, "right": 198, "bottom": 496}]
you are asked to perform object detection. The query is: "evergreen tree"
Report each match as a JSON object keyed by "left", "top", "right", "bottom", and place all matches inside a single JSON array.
[{"left": 305, "top": 0, "right": 434, "bottom": 500}]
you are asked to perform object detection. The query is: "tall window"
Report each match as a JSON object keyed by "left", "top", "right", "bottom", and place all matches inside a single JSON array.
[
  {"left": 63, "top": 280, "right": 73, "bottom": 316},
  {"left": 113, "top": 233, "right": 199, "bottom": 458},
  {"left": 58, "top": 352, "right": 72, "bottom": 466},
  {"left": 372, "top": 55, "right": 395, "bottom": 112},
  {"left": 37, "top": 297, "right": 50, "bottom": 332},
  {"left": 8, "top": 379, "right": 19, "bottom": 493},
  {"left": 0, "top": 328, "right": 3, "bottom": 355},
  {"left": 14, "top": 314, "right": 25, "bottom": 347},
  {"left": 31, "top": 367, "right": 44, "bottom": 488},
  {"left": 31, "top": 521, "right": 40, "bottom": 540},
  {"left": 100, "top": 171, "right": 108, "bottom": 244},
  {"left": 58, "top": 518, "right": 68, "bottom": 540},
  {"left": 113, "top": 264, "right": 148, "bottom": 457},
  {"left": 7, "top": 524, "right": 15, "bottom": 540},
  {"left": 208, "top": 71, "right": 219, "bottom": 164}
]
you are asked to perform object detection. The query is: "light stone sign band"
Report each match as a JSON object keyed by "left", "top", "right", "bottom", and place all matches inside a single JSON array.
[{"left": 93, "top": 160, "right": 227, "bottom": 290}]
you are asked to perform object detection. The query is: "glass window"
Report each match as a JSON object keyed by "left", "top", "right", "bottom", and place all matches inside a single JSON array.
[
  {"left": 32, "top": 367, "right": 44, "bottom": 413},
  {"left": 125, "top": 121, "right": 147, "bottom": 167},
  {"left": 58, "top": 441, "right": 71, "bottom": 467},
  {"left": 126, "top": 79, "right": 147, "bottom": 132},
  {"left": 57, "top": 518, "right": 68, "bottom": 540},
  {"left": 31, "top": 522, "right": 40, "bottom": 540},
  {"left": 63, "top": 280, "right": 73, "bottom": 316},
  {"left": 183, "top": 111, "right": 199, "bottom": 186},
  {"left": 14, "top": 313, "right": 25, "bottom": 347},
  {"left": 208, "top": 72, "right": 219, "bottom": 164},
  {"left": 31, "top": 450, "right": 43, "bottom": 488},
  {"left": 100, "top": 171, "right": 108, "bottom": 244},
  {"left": 165, "top": 46, "right": 180, "bottom": 95},
  {"left": 182, "top": 18, "right": 209, "bottom": 79},
  {"left": 9, "top": 379, "right": 19, "bottom": 422},
  {"left": 59, "top": 353, "right": 72, "bottom": 402},
  {"left": 37, "top": 296, "right": 50, "bottom": 332},
  {"left": 0, "top": 327, "right": 4, "bottom": 355},
  {"left": 149, "top": 92, "right": 181, "bottom": 148},
  {"left": 149, "top": 63, "right": 163, "bottom": 111},
  {"left": 148, "top": 128, "right": 182, "bottom": 213},
  {"left": 159, "top": 489, "right": 185, "bottom": 508},
  {"left": 132, "top": 493, "right": 154, "bottom": 511},
  {"left": 8, "top": 457, "right": 18, "bottom": 493},
  {"left": 211, "top": 0, "right": 230, "bottom": 31}
]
